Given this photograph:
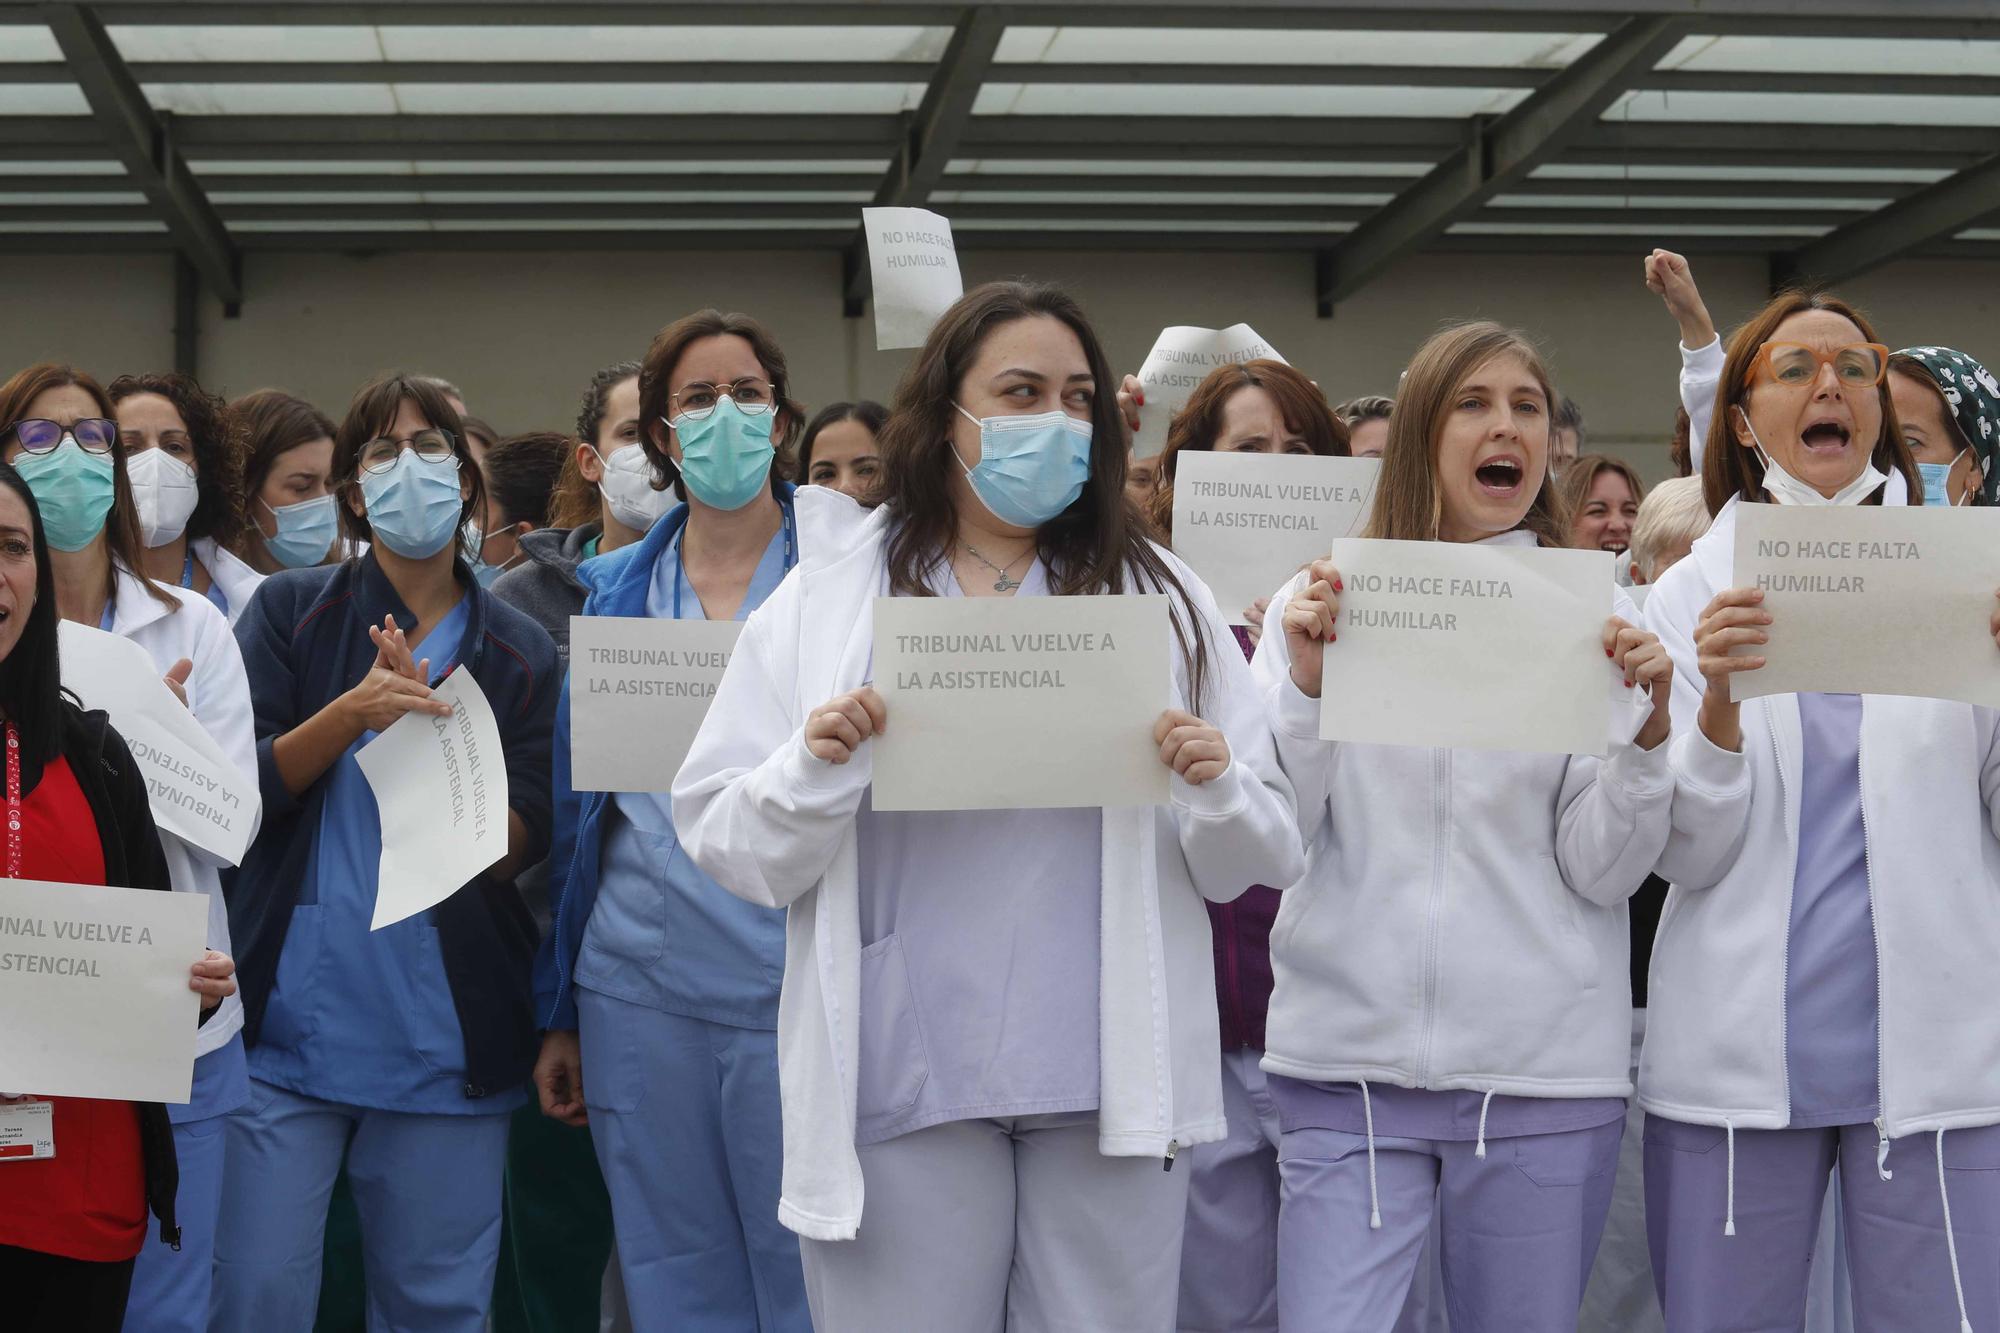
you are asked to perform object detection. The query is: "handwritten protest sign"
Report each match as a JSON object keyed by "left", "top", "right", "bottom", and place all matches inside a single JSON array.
[
  {"left": 864, "top": 206, "right": 964, "bottom": 350},
  {"left": 357, "top": 669, "right": 508, "bottom": 930},
  {"left": 1133, "top": 324, "right": 1287, "bottom": 456},
  {"left": 569, "top": 616, "right": 741, "bottom": 792},
  {"left": 1173, "top": 452, "right": 1380, "bottom": 623},
  {"left": 1319, "top": 539, "right": 1631, "bottom": 756},
  {"left": 0, "top": 879, "right": 206, "bottom": 1103},
  {"left": 57, "top": 621, "right": 258, "bottom": 866},
  {"left": 872, "top": 594, "right": 1170, "bottom": 810},
  {"left": 1732, "top": 504, "right": 2000, "bottom": 707}
]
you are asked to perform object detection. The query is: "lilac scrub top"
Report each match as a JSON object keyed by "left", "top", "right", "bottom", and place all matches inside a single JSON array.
[
  {"left": 852, "top": 557, "right": 1103, "bottom": 1146},
  {"left": 1783, "top": 692, "right": 1880, "bottom": 1128}
]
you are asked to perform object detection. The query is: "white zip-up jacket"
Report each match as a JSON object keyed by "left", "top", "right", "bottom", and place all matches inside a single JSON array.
[
  {"left": 672, "top": 485, "right": 1306, "bottom": 1241},
  {"left": 1642, "top": 496, "right": 2000, "bottom": 1139},
  {"left": 1250, "top": 532, "right": 1703, "bottom": 1098},
  {"left": 191, "top": 536, "right": 266, "bottom": 626},
  {"left": 101, "top": 566, "right": 261, "bottom": 1056}
]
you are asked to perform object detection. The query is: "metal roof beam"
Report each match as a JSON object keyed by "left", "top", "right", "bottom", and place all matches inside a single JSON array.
[
  {"left": 844, "top": 5, "right": 1002, "bottom": 315},
  {"left": 1771, "top": 151, "right": 2000, "bottom": 288},
  {"left": 41, "top": 3, "right": 241, "bottom": 307},
  {"left": 1316, "top": 14, "right": 1686, "bottom": 314}
]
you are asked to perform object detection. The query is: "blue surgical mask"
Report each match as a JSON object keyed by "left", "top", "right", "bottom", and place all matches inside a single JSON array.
[
  {"left": 15, "top": 437, "right": 116, "bottom": 552},
  {"left": 261, "top": 493, "right": 339, "bottom": 568},
  {"left": 463, "top": 520, "right": 517, "bottom": 587},
  {"left": 668, "top": 399, "right": 775, "bottom": 512},
  {"left": 953, "top": 403, "right": 1093, "bottom": 529},
  {"left": 1919, "top": 451, "right": 1967, "bottom": 507},
  {"left": 360, "top": 450, "right": 464, "bottom": 559}
]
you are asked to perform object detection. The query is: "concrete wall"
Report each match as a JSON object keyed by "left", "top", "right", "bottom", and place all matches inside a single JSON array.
[{"left": 5, "top": 246, "right": 1996, "bottom": 484}]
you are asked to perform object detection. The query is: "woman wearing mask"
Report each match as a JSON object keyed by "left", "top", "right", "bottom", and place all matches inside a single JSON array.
[
  {"left": 229, "top": 389, "right": 344, "bottom": 575},
  {"left": 495, "top": 362, "right": 669, "bottom": 666},
  {"left": 672, "top": 281, "right": 1304, "bottom": 1331},
  {"left": 1109, "top": 358, "right": 1356, "bottom": 1332},
  {"left": 109, "top": 373, "right": 264, "bottom": 626},
  {"left": 1642, "top": 292, "right": 2000, "bottom": 1332},
  {"left": 1560, "top": 454, "right": 1646, "bottom": 557},
  {"left": 0, "top": 452, "right": 237, "bottom": 1333},
  {"left": 532, "top": 312, "right": 810, "bottom": 1333},
  {"left": 0, "top": 365, "right": 258, "bottom": 1333},
  {"left": 1889, "top": 346, "right": 1998, "bottom": 507},
  {"left": 797, "top": 400, "right": 887, "bottom": 501},
  {"left": 1252, "top": 321, "right": 1688, "bottom": 1331},
  {"left": 212, "top": 373, "right": 558, "bottom": 1333},
  {"left": 469, "top": 431, "right": 564, "bottom": 587}
]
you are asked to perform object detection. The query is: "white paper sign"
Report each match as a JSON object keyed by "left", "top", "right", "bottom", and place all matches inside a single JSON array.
[
  {"left": 0, "top": 879, "right": 206, "bottom": 1103},
  {"left": 1320, "top": 539, "right": 1628, "bottom": 756},
  {"left": 872, "top": 594, "right": 1171, "bottom": 810},
  {"left": 864, "top": 206, "right": 964, "bottom": 350},
  {"left": 57, "top": 621, "right": 259, "bottom": 866},
  {"left": 356, "top": 669, "right": 508, "bottom": 930},
  {"left": 1732, "top": 505, "right": 2000, "bottom": 707},
  {"left": 1133, "top": 323, "right": 1287, "bottom": 456},
  {"left": 569, "top": 616, "right": 741, "bottom": 793},
  {"left": 1173, "top": 452, "right": 1381, "bottom": 624}
]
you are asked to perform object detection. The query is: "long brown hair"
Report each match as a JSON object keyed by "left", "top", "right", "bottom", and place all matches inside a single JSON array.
[
  {"left": 638, "top": 310, "right": 801, "bottom": 502},
  {"left": 876, "top": 280, "right": 1214, "bottom": 711},
  {"left": 1700, "top": 290, "right": 1919, "bottom": 515},
  {"left": 1362, "top": 321, "right": 1569, "bottom": 547},
  {"left": 1558, "top": 453, "right": 1647, "bottom": 548},
  {"left": 0, "top": 361, "right": 177, "bottom": 608},
  {"left": 1147, "top": 359, "right": 1350, "bottom": 538}
]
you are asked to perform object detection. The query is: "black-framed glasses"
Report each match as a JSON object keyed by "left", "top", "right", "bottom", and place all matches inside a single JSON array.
[
  {"left": 358, "top": 429, "right": 457, "bottom": 475},
  {"left": 669, "top": 379, "right": 775, "bottom": 422},
  {"left": 10, "top": 417, "right": 116, "bottom": 455}
]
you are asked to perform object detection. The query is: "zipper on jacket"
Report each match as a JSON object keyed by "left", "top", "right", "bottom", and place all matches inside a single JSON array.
[
  {"left": 1767, "top": 703, "right": 1795, "bottom": 1126},
  {"left": 1855, "top": 711, "right": 1890, "bottom": 1167},
  {"left": 547, "top": 789, "right": 607, "bottom": 1026},
  {"left": 1163, "top": 1139, "right": 1179, "bottom": 1171},
  {"left": 1417, "top": 748, "right": 1450, "bottom": 1085}
]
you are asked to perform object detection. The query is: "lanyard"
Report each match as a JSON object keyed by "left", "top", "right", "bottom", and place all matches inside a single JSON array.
[
  {"left": 180, "top": 547, "right": 196, "bottom": 590},
  {"left": 5, "top": 722, "right": 20, "bottom": 880},
  {"left": 672, "top": 501, "right": 797, "bottom": 621}
]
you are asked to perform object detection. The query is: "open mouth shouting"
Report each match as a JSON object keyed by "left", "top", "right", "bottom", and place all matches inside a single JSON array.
[
  {"left": 1474, "top": 454, "right": 1525, "bottom": 499},
  {"left": 1799, "top": 414, "right": 1852, "bottom": 456}
]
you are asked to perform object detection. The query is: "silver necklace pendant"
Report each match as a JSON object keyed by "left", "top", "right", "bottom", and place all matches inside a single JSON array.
[{"left": 993, "top": 573, "right": 1020, "bottom": 592}]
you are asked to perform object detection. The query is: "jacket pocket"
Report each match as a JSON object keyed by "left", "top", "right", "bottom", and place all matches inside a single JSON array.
[
  {"left": 857, "top": 934, "right": 929, "bottom": 1123},
  {"left": 258, "top": 904, "right": 322, "bottom": 1050}
]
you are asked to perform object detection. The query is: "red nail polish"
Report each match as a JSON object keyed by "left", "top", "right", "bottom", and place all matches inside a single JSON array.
[
  {"left": 1624, "top": 679, "right": 1633, "bottom": 688},
  {"left": 1333, "top": 580, "right": 1344, "bottom": 593}
]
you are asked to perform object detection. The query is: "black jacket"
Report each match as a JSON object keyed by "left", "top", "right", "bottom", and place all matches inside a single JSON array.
[{"left": 49, "top": 699, "right": 182, "bottom": 1248}]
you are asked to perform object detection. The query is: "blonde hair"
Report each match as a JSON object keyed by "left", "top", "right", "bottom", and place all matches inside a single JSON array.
[
  {"left": 1362, "top": 321, "right": 1568, "bottom": 547},
  {"left": 1628, "top": 475, "right": 1711, "bottom": 581}
]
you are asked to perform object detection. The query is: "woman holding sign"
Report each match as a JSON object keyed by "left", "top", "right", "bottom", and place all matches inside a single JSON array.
[
  {"left": 0, "top": 362, "right": 258, "bottom": 1333},
  {"left": 1252, "top": 321, "right": 1689, "bottom": 1331},
  {"left": 531, "top": 312, "right": 811, "bottom": 1333},
  {"left": 214, "top": 373, "right": 558, "bottom": 1333},
  {"left": 1641, "top": 292, "right": 2000, "bottom": 1331},
  {"left": 672, "top": 280, "right": 1305, "bottom": 1332},
  {"left": 0, "top": 458, "right": 237, "bottom": 1331}
]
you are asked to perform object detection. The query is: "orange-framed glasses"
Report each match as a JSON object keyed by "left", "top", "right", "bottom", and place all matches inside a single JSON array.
[{"left": 1750, "top": 341, "right": 1890, "bottom": 390}]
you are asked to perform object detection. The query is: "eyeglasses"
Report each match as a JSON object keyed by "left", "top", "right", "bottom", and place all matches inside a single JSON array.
[
  {"left": 358, "top": 429, "right": 457, "bottom": 475},
  {"left": 1751, "top": 341, "right": 1890, "bottom": 390},
  {"left": 669, "top": 379, "right": 775, "bottom": 422},
  {"left": 10, "top": 417, "right": 116, "bottom": 455}
]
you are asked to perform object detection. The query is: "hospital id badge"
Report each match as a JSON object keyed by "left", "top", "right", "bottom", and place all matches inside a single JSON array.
[{"left": 0, "top": 1099, "right": 54, "bottom": 1161}]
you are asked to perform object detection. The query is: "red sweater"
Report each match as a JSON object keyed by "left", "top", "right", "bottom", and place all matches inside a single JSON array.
[{"left": 0, "top": 754, "right": 147, "bottom": 1262}]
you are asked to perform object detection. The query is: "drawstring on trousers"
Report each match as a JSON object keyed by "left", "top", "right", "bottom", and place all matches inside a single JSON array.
[{"left": 1474, "top": 1089, "right": 1495, "bottom": 1160}]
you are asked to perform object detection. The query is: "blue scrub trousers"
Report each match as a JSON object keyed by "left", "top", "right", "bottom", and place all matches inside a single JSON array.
[
  {"left": 211, "top": 1078, "right": 512, "bottom": 1333},
  {"left": 121, "top": 1034, "right": 250, "bottom": 1333},
  {"left": 575, "top": 986, "right": 809, "bottom": 1333}
]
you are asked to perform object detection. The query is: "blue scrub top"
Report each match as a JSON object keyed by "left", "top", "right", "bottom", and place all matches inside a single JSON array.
[
  {"left": 250, "top": 595, "right": 524, "bottom": 1115},
  {"left": 575, "top": 522, "right": 791, "bottom": 1030}
]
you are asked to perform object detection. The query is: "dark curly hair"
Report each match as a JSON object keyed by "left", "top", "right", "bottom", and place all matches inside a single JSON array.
[{"left": 107, "top": 371, "right": 246, "bottom": 549}]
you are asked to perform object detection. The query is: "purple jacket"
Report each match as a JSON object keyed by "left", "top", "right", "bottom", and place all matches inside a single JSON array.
[{"left": 1213, "top": 625, "right": 1280, "bottom": 1051}]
